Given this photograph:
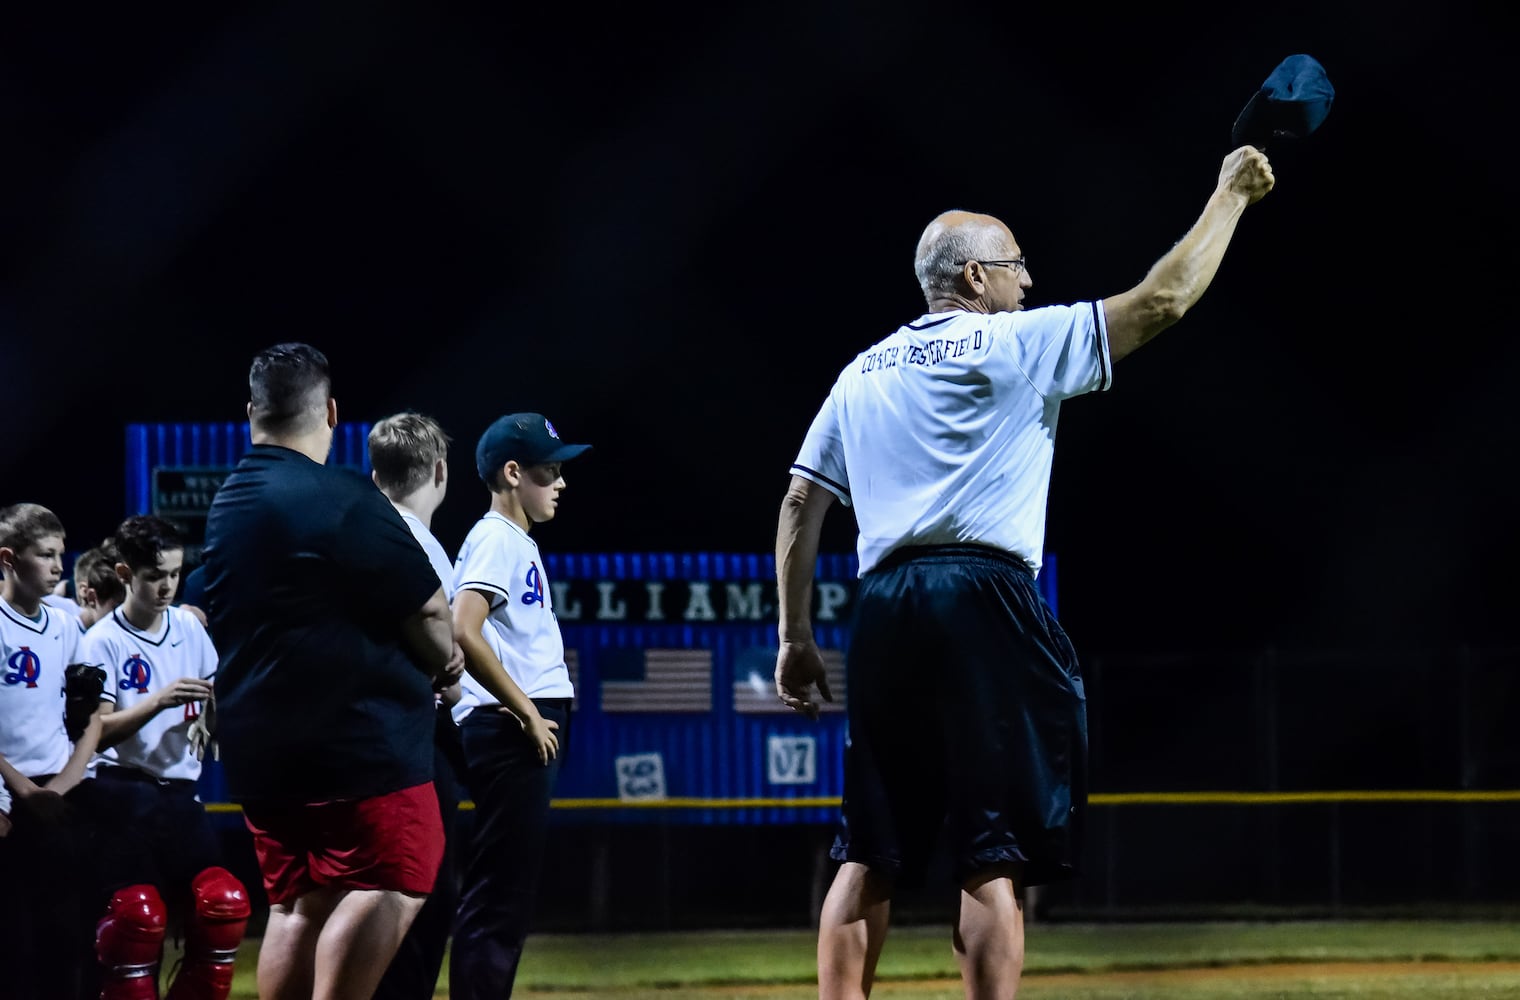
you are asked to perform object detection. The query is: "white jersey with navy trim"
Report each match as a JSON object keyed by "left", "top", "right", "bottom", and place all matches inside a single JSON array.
[
  {"left": 450, "top": 511, "right": 573, "bottom": 721},
  {"left": 0, "top": 599, "right": 80, "bottom": 780},
  {"left": 81, "top": 606, "right": 217, "bottom": 782},
  {"left": 400, "top": 509, "right": 456, "bottom": 600},
  {"left": 793, "top": 304, "right": 1112, "bottom": 576}
]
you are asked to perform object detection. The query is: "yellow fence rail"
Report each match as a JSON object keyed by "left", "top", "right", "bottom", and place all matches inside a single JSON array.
[{"left": 201, "top": 789, "right": 1520, "bottom": 814}]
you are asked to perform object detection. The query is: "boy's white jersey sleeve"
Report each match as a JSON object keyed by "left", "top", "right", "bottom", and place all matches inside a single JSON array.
[
  {"left": 450, "top": 516, "right": 518, "bottom": 720},
  {"left": 791, "top": 384, "right": 852, "bottom": 506},
  {"left": 995, "top": 302, "right": 1112, "bottom": 400},
  {"left": 453, "top": 526, "right": 515, "bottom": 609}
]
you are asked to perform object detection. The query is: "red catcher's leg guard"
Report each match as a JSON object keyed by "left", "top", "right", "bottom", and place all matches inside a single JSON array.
[
  {"left": 97, "top": 884, "right": 168, "bottom": 1000},
  {"left": 163, "top": 867, "right": 251, "bottom": 1000}
]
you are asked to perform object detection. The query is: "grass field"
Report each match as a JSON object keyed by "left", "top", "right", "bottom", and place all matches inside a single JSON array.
[{"left": 205, "top": 920, "right": 1520, "bottom": 998}]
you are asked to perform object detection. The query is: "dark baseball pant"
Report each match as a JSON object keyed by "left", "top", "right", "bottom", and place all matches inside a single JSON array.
[
  {"left": 449, "top": 698, "right": 570, "bottom": 1000},
  {"left": 0, "top": 775, "right": 99, "bottom": 1000},
  {"left": 83, "top": 766, "right": 225, "bottom": 1000},
  {"left": 89, "top": 766, "right": 223, "bottom": 897}
]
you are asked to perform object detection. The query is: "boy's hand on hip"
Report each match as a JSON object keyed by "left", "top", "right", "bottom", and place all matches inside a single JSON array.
[{"left": 506, "top": 707, "right": 561, "bottom": 765}]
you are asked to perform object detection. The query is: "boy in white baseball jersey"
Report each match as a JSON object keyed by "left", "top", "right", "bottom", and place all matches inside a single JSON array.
[
  {"left": 0, "top": 502, "right": 103, "bottom": 1000},
  {"left": 82, "top": 514, "right": 250, "bottom": 1000},
  {"left": 448, "top": 411, "right": 589, "bottom": 1000},
  {"left": 368, "top": 412, "right": 467, "bottom": 1000}
]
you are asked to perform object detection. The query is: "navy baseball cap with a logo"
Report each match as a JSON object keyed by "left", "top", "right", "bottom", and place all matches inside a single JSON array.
[
  {"left": 475, "top": 412, "right": 591, "bottom": 482},
  {"left": 1232, "top": 54, "right": 1334, "bottom": 149}
]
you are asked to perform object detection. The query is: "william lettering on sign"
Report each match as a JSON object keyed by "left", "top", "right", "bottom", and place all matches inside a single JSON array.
[{"left": 550, "top": 579, "right": 852, "bottom": 624}]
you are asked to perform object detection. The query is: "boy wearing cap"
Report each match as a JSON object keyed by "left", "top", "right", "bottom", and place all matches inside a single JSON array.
[{"left": 448, "top": 412, "right": 589, "bottom": 1000}]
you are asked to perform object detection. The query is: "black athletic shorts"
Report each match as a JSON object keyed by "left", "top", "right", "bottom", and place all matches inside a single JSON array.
[{"left": 831, "top": 544, "right": 1087, "bottom": 889}]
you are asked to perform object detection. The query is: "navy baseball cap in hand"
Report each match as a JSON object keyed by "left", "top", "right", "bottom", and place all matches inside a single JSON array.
[
  {"left": 475, "top": 413, "right": 591, "bottom": 482},
  {"left": 1232, "top": 54, "right": 1335, "bottom": 149}
]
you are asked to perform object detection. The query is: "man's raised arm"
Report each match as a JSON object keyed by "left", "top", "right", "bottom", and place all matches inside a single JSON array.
[{"left": 1103, "top": 145, "right": 1276, "bottom": 363}]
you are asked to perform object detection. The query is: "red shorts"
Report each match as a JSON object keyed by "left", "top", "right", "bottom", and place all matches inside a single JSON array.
[{"left": 242, "top": 782, "right": 444, "bottom": 906}]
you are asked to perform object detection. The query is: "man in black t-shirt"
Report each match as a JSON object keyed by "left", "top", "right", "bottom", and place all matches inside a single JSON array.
[{"left": 202, "top": 343, "right": 459, "bottom": 1000}]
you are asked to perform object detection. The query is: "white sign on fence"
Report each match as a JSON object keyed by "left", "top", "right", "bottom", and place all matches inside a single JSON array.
[
  {"left": 615, "top": 752, "right": 668, "bottom": 801},
  {"left": 767, "top": 735, "right": 817, "bottom": 785}
]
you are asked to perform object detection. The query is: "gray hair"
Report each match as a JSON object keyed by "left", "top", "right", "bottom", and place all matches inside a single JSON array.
[{"left": 913, "top": 213, "right": 1009, "bottom": 300}]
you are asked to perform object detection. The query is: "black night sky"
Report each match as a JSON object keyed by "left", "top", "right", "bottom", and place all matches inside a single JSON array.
[{"left": 3, "top": 1, "right": 1514, "bottom": 658}]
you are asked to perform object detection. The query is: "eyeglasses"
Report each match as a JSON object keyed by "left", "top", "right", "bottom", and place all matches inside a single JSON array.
[{"left": 960, "top": 257, "right": 1027, "bottom": 275}]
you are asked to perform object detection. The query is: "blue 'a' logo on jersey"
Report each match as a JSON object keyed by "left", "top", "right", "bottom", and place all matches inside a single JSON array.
[
  {"left": 522, "top": 562, "right": 545, "bottom": 607},
  {"left": 121, "top": 654, "right": 152, "bottom": 693},
  {"left": 4, "top": 647, "right": 42, "bottom": 688}
]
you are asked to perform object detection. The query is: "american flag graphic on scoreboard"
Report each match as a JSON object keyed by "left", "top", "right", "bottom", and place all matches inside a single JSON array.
[
  {"left": 732, "top": 646, "right": 847, "bottom": 714},
  {"left": 598, "top": 648, "right": 713, "bottom": 713}
]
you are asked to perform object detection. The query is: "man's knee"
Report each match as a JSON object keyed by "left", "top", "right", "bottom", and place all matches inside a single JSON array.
[
  {"left": 822, "top": 862, "right": 894, "bottom": 925},
  {"left": 837, "top": 861, "right": 894, "bottom": 899},
  {"left": 955, "top": 863, "right": 1026, "bottom": 962},
  {"left": 325, "top": 886, "right": 429, "bottom": 921},
  {"left": 961, "top": 862, "right": 1024, "bottom": 899}
]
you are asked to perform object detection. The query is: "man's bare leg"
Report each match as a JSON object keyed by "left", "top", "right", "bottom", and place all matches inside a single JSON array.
[
  {"left": 312, "top": 888, "right": 427, "bottom": 1000},
  {"left": 951, "top": 865, "right": 1024, "bottom": 1000},
  {"left": 258, "top": 888, "right": 341, "bottom": 1000},
  {"left": 818, "top": 861, "right": 892, "bottom": 1000}
]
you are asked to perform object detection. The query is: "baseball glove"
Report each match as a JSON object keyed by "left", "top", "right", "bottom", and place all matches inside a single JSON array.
[{"left": 63, "top": 663, "right": 106, "bottom": 743}]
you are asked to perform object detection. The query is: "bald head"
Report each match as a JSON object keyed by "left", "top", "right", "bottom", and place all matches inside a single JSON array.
[{"left": 913, "top": 210, "right": 1015, "bottom": 302}]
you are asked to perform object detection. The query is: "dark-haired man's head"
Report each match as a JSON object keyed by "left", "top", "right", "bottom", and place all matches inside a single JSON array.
[
  {"left": 248, "top": 342, "right": 333, "bottom": 434},
  {"left": 246, "top": 343, "right": 338, "bottom": 460}
]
